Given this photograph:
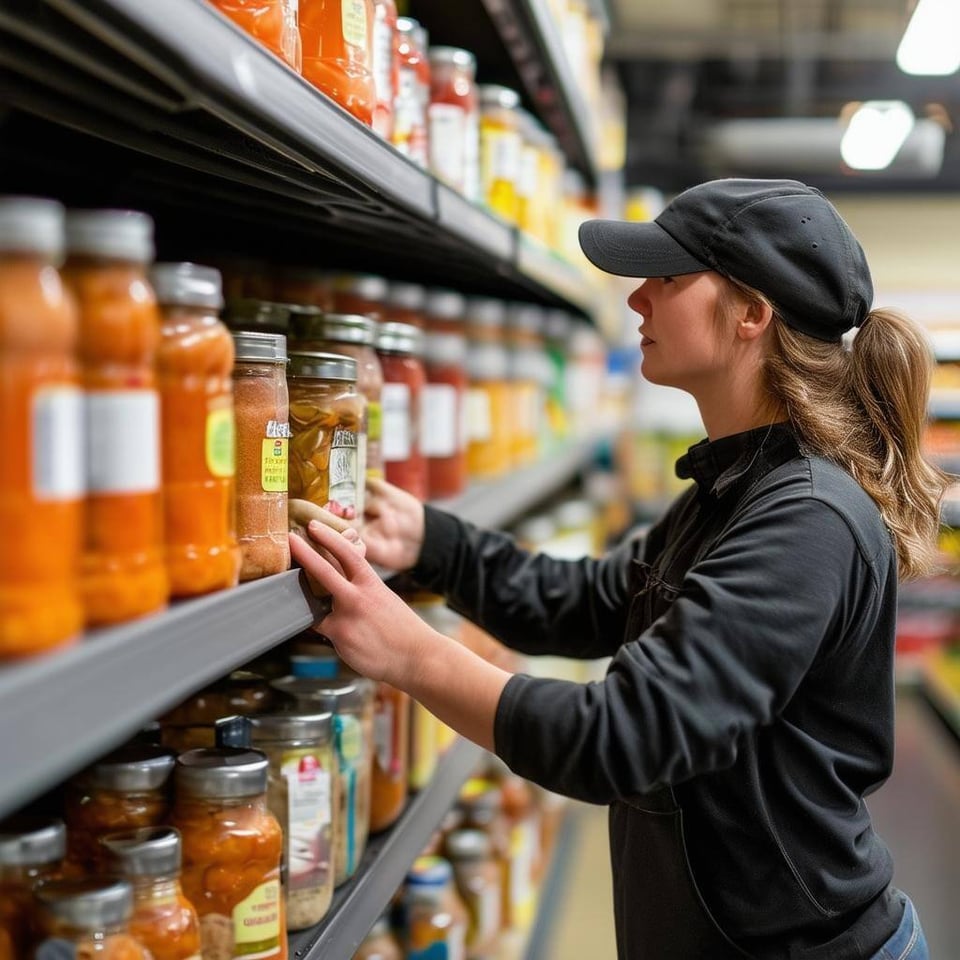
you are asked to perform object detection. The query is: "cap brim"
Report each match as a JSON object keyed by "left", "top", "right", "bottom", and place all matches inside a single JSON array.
[{"left": 578, "top": 219, "right": 709, "bottom": 278}]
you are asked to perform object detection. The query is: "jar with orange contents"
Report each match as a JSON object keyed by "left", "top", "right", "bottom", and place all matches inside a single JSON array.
[
  {"left": 171, "top": 748, "right": 286, "bottom": 960},
  {"left": 32, "top": 877, "right": 150, "bottom": 960},
  {"left": 393, "top": 17, "right": 430, "bottom": 167},
  {"left": 0, "top": 817, "right": 66, "bottom": 960},
  {"left": 0, "top": 197, "right": 84, "bottom": 657},
  {"left": 383, "top": 282, "right": 426, "bottom": 328},
  {"left": 330, "top": 273, "right": 389, "bottom": 320},
  {"left": 207, "top": 1, "right": 301, "bottom": 71},
  {"left": 62, "top": 209, "right": 168, "bottom": 629},
  {"left": 402, "top": 857, "right": 468, "bottom": 960},
  {"left": 300, "top": 0, "right": 376, "bottom": 126},
  {"left": 100, "top": 827, "right": 201, "bottom": 960},
  {"left": 64, "top": 746, "right": 176, "bottom": 875},
  {"left": 371, "top": 0, "right": 398, "bottom": 140},
  {"left": 151, "top": 263, "right": 241, "bottom": 598}
]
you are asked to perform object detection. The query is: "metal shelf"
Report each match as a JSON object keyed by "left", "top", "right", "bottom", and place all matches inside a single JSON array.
[{"left": 289, "top": 738, "right": 484, "bottom": 959}]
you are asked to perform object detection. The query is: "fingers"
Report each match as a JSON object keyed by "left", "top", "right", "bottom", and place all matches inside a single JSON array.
[
  {"left": 289, "top": 532, "right": 351, "bottom": 596},
  {"left": 289, "top": 499, "right": 356, "bottom": 535},
  {"left": 305, "top": 520, "right": 370, "bottom": 581}
]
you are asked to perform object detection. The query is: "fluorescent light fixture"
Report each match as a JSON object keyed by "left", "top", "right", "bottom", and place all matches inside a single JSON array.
[
  {"left": 897, "top": 0, "right": 960, "bottom": 76},
  {"left": 840, "top": 101, "right": 915, "bottom": 171}
]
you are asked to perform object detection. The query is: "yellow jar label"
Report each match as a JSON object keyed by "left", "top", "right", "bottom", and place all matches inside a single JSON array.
[
  {"left": 367, "top": 400, "right": 382, "bottom": 443},
  {"left": 206, "top": 401, "right": 236, "bottom": 478},
  {"left": 260, "top": 438, "right": 288, "bottom": 492},
  {"left": 341, "top": 0, "right": 368, "bottom": 49},
  {"left": 232, "top": 880, "right": 282, "bottom": 957}
]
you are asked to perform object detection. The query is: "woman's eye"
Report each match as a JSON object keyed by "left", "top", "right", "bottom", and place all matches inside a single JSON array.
[{"left": 662, "top": 276, "right": 675, "bottom": 285}]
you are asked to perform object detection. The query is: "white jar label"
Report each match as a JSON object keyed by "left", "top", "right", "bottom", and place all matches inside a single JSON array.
[
  {"left": 466, "top": 387, "right": 492, "bottom": 442},
  {"left": 327, "top": 426, "right": 359, "bottom": 518},
  {"left": 429, "top": 102, "right": 467, "bottom": 191},
  {"left": 420, "top": 383, "right": 458, "bottom": 457},
  {"left": 381, "top": 382, "right": 412, "bottom": 461},
  {"left": 85, "top": 390, "right": 160, "bottom": 494},
  {"left": 32, "top": 386, "right": 84, "bottom": 501}
]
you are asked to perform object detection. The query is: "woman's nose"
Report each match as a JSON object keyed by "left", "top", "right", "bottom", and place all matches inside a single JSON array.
[{"left": 627, "top": 282, "right": 651, "bottom": 317}]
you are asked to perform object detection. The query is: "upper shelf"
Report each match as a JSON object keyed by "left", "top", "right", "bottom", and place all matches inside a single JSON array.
[
  {"left": 0, "top": 0, "right": 592, "bottom": 314},
  {"left": 0, "top": 437, "right": 602, "bottom": 820}
]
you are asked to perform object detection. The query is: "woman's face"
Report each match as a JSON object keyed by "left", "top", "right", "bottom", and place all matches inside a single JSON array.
[{"left": 627, "top": 271, "right": 735, "bottom": 394}]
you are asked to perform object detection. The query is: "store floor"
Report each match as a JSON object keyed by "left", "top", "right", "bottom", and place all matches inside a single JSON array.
[{"left": 535, "top": 688, "right": 960, "bottom": 959}]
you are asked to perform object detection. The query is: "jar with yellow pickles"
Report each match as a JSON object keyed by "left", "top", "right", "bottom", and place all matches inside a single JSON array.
[
  {"left": 287, "top": 351, "right": 366, "bottom": 524},
  {"left": 478, "top": 85, "right": 522, "bottom": 225}
]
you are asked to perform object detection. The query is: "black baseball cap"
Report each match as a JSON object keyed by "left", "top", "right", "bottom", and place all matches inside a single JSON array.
[{"left": 578, "top": 178, "right": 873, "bottom": 342}]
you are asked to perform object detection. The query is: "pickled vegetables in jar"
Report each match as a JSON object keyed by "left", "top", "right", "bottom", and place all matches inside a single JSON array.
[
  {"left": 171, "top": 748, "right": 286, "bottom": 960},
  {"left": 287, "top": 351, "right": 365, "bottom": 522}
]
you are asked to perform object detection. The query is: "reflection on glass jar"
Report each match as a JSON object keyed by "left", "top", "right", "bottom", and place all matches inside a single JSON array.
[{"left": 402, "top": 857, "right": 468, "bottom": 960}]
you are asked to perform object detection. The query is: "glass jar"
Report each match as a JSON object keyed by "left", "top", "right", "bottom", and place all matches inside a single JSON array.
[
  {"left": 290, "top": 312, "right": 384, "bottom": 481},
  {"left": 465, "top": 298, "right": 512, "bottom": 480},
  {"left": 542, "top": 309, "right": 572, "bottom": 441},
  {"left": 62, "top": 208, "right": 168, "bottom": 628},
  {"left": 392, "top": 17, "right": 430, "bottom": 167},
  {"left": 0, "top": 197, "right": 83, "bottom": 656},
  {"left": 207, "top": 0, "right": 301, "bottom": 71},
  {"left": 383, "top": 283, "right": 425, "bottom": 328},
  {"left": 427, "top": 48, "right": 478, "bottom": 198},
  {"left": 371, "top": 0, "right": 398, "bottom": 140},
  {"left": 171, "top": 748, "right": 286, "bottom": 960},
  {"left": 152, "top": 262, "right": 241, "bottom": 598},
  {"left": 272, "top": 269, "right": 333, "bottom": 311},
  {"left": 368, "top": 681, "right": 410, "bottom": 833},
  {"left": 478, "top": 85, "right": 522, "bottom": 225},
  {"left": 0, "top": 817, "right": 66, "bottom": 959},
  {"left": 456, "top": 780, "right": 510, "bottom": 928},
  {"left": 330, "top": 273, "right": 389, "bottom": 321},
  {"left": 65, "top": 746, "right": 176, "bottom": 874},
  {"left": 499, "top": 774, "right": 540, "bottom": 930},
  {"left": 223, "top": 299, "right": 291, "bottom": 337},
  {"left": 506, "top": 303, "right": 546, "bottom": 468},
  {"left": 100, "top": 826, "right": 201, "bottom": 960},
  {"left": 444, "top": 830, "right": 502, "bottom": 959},
  {"left": 287, "top": 351, "right": 366, "bottom": 523},
  {"left": 353, "top": 912, "right": 402, "bottom": 960},
  {"left": 232, "top": 331, "right": 291, "bottom": 582},
  {"left": 376, "top": 322, "right": 427, "bottom": 501},
  {"left": 32, "top": 877, "right": 149, "bottom": 960},
  {"left": 402, "top": 857, "right": 468, "bottom": 960},
  {"left": 300, "top": 0, "right": 376, "bottom": 126},
  {"left": 246, "top": 712, "right": 337, "bottom": 930},
  {"left": 270, "top": 674, "right": 375, "bottom": 886}
]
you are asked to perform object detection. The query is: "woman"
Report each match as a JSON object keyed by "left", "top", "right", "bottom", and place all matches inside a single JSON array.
[{"left": 291, "top": 179, "right": 947, "bottom": 959}]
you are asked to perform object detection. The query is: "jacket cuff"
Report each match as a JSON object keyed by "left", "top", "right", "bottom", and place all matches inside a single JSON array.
[
  {"left": 493, "top": 673, "right": 533, "bottom": 771},
  {"left": 409, "top": 505, "right": 464, "bottom": 591}
]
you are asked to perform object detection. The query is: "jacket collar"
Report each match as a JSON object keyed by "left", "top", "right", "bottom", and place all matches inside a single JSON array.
[{"left": 676, "top": 422, "right": 801, "bottom": 499}]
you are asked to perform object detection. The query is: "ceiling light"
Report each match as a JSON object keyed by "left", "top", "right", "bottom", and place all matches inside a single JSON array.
[
  {"left": 840, "top": 101, "right": 915, "bottom": 171},
  {"left": 897, "top": 0, "right": 960, "bottom": 76}
]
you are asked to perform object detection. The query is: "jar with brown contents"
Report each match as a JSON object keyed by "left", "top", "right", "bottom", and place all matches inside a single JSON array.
[
  {"left": 170, "top": 748, "right": 286, "bottom": 960},
  {"left": 64, "top": 746, "right": 176, "bottom": 874},
  {"left": 0, "top": 817, "right": 66, "bottom": 959},
  {"left": 100, "top": 827, "right": 201, "bottom": 960},
  {"left": 232, "top": 332, "right": 291, "bottom": 582},
  {"left": 287, "top": 351, "right": 365, "bottom": 523},
  {"left": 32, "top": 876, "right": 150, "bottom": 960}
]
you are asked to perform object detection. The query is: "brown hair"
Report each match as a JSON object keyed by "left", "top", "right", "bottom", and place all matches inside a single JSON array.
[{"left": 719, "top": 278, "right": 950, "bottom": 580}]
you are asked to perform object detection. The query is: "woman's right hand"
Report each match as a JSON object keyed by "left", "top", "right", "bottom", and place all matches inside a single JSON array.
[{"left": 362, "top": 477, "right": 426, "bottom": 573}]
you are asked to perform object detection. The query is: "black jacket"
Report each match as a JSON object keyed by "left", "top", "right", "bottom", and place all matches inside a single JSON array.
[{"left": 410, "top": 424, "right": 903, "bottom": 958}]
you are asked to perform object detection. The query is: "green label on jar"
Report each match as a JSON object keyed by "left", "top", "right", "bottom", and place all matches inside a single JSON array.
[{"left": 367, "top": 401, "right": 382, "bottom": 443}]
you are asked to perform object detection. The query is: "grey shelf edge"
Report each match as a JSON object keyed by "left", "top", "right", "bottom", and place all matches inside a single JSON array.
[
  {"left": 289, "top": 738, "right": 484, "bottom": 959},
  {"left": 516, "top": 236, "right": 595, "bottom": 316}
]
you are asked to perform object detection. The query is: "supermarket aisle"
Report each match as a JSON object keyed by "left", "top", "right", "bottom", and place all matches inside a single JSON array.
[{"left": 541, "top": 689, "right": 960, "bottom": 959}]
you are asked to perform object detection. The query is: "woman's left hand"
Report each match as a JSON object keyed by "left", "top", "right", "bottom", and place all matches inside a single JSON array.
[{"left": 288, "top": 521, "right": 433, "bottom": 686}]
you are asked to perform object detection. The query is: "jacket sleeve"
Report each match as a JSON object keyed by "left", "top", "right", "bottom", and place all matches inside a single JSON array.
[
  {"left": 408, "top": 505, "right": 647, "bottom": 660},
  {"left": 493, "top": 494, "right": 876, "bottom": 804}
]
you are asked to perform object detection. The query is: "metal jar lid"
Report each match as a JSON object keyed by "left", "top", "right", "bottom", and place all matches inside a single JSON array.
[
  {"left": 388, "top": 282, "right": 425, "bottom": 310},
  {"left": 332, "top": 273, "right": 389, "bottom": 302},
  {"left": 224, "top": 298, "right": 291, "bottom": 335},
  {"left": 33, "top": 877, "right": 134, "bottom": 929},
  {"left": 425, "top": 289, "right": 466, "bottom": 321},
  {"left": 295, "top": 312, "right": 376, "bottom": 347},
  {"left": 428, "top": 47, "right": 476, "bottom": 71},
  {"left": 247, "top": 712, "right": 334, "bottom": 746},
  {"left": 0, "top": 197, "right": 65, "bottom": 257},
  {"left": 100, "top": 826, "right": 181, "bottom": 878},
  {"left": 467, "top": 297, "right": 506, "bottom": 328},
  {"left": 508, "top": 302, "right": 544, "bottom": 332},
  {"left": 406, "top": 855, "right": 453, "bottom": 887},
  {"left": 0, "top": 817, "right": 66, "bottom": 866},
  {"left": 151, "top": 262, "right": 224, "bottom": 309},
  {"left": 287, "top": 350, "right": 358, "bottom": 383},
  {"left": 479, "top": 84, "right": 521, "bottom": 112},
  {"left": 544, "top": 308, "right": 573, "bottom": 341},
  {"left": 233, "top": 330, "right": 287, "bottom": 364},
  {"left": 376, "top": 321, "right": 423, "bottom": 356},
  {"left": 445, "top": 829, "right": 492, "bottom": 861},
  {"left": 79, "top": 746, "right": 176, "bottom": 793},
  {"left": 270, "top": 675, "right": 373, "bottom": 714},
  {"left": 174, "top": 747, "right": 269, "bottom": 798},
  {"left": 65, "top": 208, "right": 154, "bottom": 263}
]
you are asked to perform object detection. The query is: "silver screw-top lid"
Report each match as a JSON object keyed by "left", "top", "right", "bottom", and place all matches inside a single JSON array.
[
  {"left": 271, "top": 675, "right": 374, "bottom": 714},
  {"left": 34, "top": 877, "right": 134, "bottom": 929},
  {"left": 0, "top": 817, "right": 66, "bottom": 867},
  {"left": 377, "top": 321, "right": 423, "bottom": 356},
  {"left": 294, "top": 312, "right": 376, "bottom": 347},
  {"left": 425, "top": 289, "right": 466, "bottom": 321},
  {"left": 224, "top": 299, "right": 291, "bottom": 335},
  {"left": 424, "top": 330, "right": 467, "bottom": 366},
  {"left": 0, "top": 197, "right": 65, "bottom": 257},
  {"left": 445, "top": 829, "right": 492, "bottom": 861},
  {"left": 513, "top": 514, "right": 557, "bottom": 547},
  {"left": 287, "top": 350, "right": 358, "bottom": 382},
  {"left": 544, "top": 308, "right": 573, "bottom": 340},
  {"left": 428, "top": 47, "right": 476, "bottom": 71},
  {"left": 553, "top": 499, "right": 595, "bottom": 531},
  {"left": 508, "top": 302, "right": 544, "bottom": 332},
  {"left": 333, "top": 273, "right": 389, "bottom": 302},
  {"left": 174, "top": 748, "right": 269, "bottom": 799},
  {"left": 78, "top": 746, "right": 176, "bottom": 793},
  {"left": 467, "top": 298, "right": 506, "bottom": 328},
  {"left": 232, "top": 330, "right": 288, "bottom": 364},
  {"left": 247, "top": 712, "right": 334, "bottom": 746},
  {"left": 100, "top": 826, "right": 181, "bottom": 878},
  {"left": 388, "top": 283, "right": 426, "bottom": 311},
  {"left": 479, "top": 85, "right": 521, "bottom": 111},
  {"left": 151, "top": 262, "right": 224, "bottom": 309},
  {"left": 65, "top": 209, "right": 154, "bottom": 263}
]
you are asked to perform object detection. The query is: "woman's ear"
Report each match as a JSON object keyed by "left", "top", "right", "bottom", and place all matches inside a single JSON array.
[{"left": 737, "top": 297, "right": 774, "bottom": 342}]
